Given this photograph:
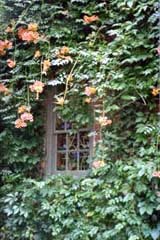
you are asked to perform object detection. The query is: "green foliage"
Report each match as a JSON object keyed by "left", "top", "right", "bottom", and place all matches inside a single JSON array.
[
  {"left": 0, "top": 0, "right": 159, "bottom": 171},
  {"left": 0, "top": 101, "right": 44, "bottom": 176},
  {"left": 1, "top": 160, "right": 160, "bottom": 240},
  {"left": 0, "top": 0, "right": 160, "bottom": 239}
]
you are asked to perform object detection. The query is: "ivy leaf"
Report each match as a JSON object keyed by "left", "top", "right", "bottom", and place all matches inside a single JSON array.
[
  {"left": 121, "top": 95, "right": 137, "bottom": 101},
  {"left": 128, "top": 236, "right": 139, "bottom": 240},
  {"left": 127, "top": 0, "right": 134, "bottom": 8},
  {"left": 150, "top": 229, "right": 160, "bottom": 240}
]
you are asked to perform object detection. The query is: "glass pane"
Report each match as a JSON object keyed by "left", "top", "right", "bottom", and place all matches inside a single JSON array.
[
  {"left": 79, "top": 132, "right": 90, "bottom": 150},
  {"left": 68, "top": 152, "right": 78, "bottom": 170},
  {"left": 66, "top": 122, "right": 72, "bottom": 129},
  {"left": 56, "top": 115, "right": 65, "bottom": 130},
  {"left": 57, "top": 134, "right": 66, "bottom": 150},
  {"left": 68, "top": 134, "right": 77, "bottom": 150},
  {"left": 57, "top": 152, "right": 66, "bottom": 170},
  {"left": 79, "top": 152, "right": 89, "bottom": 170}
]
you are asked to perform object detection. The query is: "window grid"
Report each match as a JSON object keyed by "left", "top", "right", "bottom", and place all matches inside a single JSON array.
[{"left": 54, "top": 115, "right": 90, "bottom": 171}]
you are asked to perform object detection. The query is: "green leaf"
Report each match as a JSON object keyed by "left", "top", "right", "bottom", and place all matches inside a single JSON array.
[{"left": 150, "top": 229, "right": 160, "bottom": 240}]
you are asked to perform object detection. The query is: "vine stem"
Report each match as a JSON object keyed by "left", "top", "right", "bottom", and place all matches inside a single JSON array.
[
  {"left": 158, "top": 3, "right": 160, "bottom": 169},
  {"left": 101, "top": 73, "right": 111, "bottom": 117},
  {"left": 102, "top": 98, "right": 105, "bottom": 117},
  {"left": 63, "top": 56, "right": 79, "bottom": 101},
  {"left": 63, "top": 24, "right": 105, "bottom": 101},
  {"left": 135, "top": 89, "right": 147, "bottom": 105},
  {"left": 40, "top": 57, "right": 43, "bottom": 82},
  {"left": 27, "top": 85, "right": 30, "bottom": 108},
  {"left": 11, "top": 25, "right": 16, "bottom": 62},
  {"left": 90, "top": 25, "right": 106, "bottom": 46}
]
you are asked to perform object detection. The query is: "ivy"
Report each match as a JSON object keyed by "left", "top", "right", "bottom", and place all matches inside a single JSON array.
[
  {"left": 1, "top": 161, "right": 160, "bottom": 239},
  {"left": 0, "top": 0, "right": 160, "bottom": 239}
]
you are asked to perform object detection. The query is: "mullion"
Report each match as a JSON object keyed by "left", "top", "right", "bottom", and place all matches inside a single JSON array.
[
  {"left": 57, "top": 150, "right": 89, "bottom": 153},
  {"left": 66, "top": 133, "right": 68, "bottom": 171},
  {"left": 77, "top": 132, "right": 79, "bottom": 170},
  {"left": 55, "top": 133, "right": 58, "bottom": 171},
  {"left": 55, "top": 128, "right": 89, "bottom": 134}
]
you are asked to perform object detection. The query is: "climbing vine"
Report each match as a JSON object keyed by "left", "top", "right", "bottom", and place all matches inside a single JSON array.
[
  {"left": 0, "top": 0, "right": 159, "bottom": 171},
  {"left": 0, "top": 0, "right": 160, "bottom": 239}
]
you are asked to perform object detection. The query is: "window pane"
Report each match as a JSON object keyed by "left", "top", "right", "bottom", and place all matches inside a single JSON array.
[
  {"left": 68, "top": 152, "right": 78, "bottom": 170},
  {"left": 54, "top": 112, "right": 91, "bottom": 172},
  {"left": 68, "top": 134, "right": 77, "bottom": 150},
  {"left": 57, "top": 134, "right": 66, "bottom": 150},
  {"left": 66, "top": 122, "right": 72, "bottom": 129},
  {"left": 57, "top": 152, "right": 66, "bottom": 170},
  {"left": 56, "top": 115, "right": 65, "bottom": 130},
  {"left": 79, "top": 152, "right": 89, "bottom": 170},
  {"left": 79, "top": 132, "right": 90, "bottom": 150}
]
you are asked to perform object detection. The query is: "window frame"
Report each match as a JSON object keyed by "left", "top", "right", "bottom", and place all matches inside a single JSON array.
[{"left": 45, "top": 87, "right": 93, "bottom": 176}]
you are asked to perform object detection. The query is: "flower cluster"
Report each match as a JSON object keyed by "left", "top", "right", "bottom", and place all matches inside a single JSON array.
[
  {"left": 157, "top": 46, "right": 160, "bottom": 55},
  {"left": 152, "top": 88, "right": 160, "bottom": 96},
  {"left": 34, "top": 50, "right": 41, "bottom": 58},
  {"left": 83, "top": 15, "right": 99, "bottom": 24},
  {"left": 0, "top": 40, "right": 12, "bottom": 55},
  {"left": 15, "top": 105, "right": 33, "bottom": 128},
  {"left": 152, "top": 171, "right": 160, "bottom": 178},
  {"left": 42, "top": 60, "right": 51, "bottom": 75},
  {"left": 15, "top": 119, "right": 27, "bottom": 128},
  {"left": 18, "top": 105, "right": 30, "bottom": 114},
  {"left": 92, "top": 160, "right": 105, "bottom": 168},
  {"left": 5, "top": 26, "right": 13, "bottom": 33},
  {"left": 30, "top": 80, "right": 45, "bottom": 100},
  {"left": 21, "top": 112, "right": 33, "bottom": 122},
  {"left": 55, "top": 96, "right": 65, "bottom": 106},
  {"left": 0, "top": 83, "right": 9, "bottom": 95},
  {"left": 98, "top": 116, "right": 112, "bottom": 126},
  {"left": 85, "top": 86, "right": 96, "bottom": 96},
  {"left": 56, "top": 46, "right": 72, "bottom": 60},
  {"left": 84, "top": 86, "right": 96, "bottom": 103},
  {"left": 85, "top": 97, "right": 91, "bottom": 104},
  {"left": 18, "top": 23, "right": 39, "bottom": 44}
]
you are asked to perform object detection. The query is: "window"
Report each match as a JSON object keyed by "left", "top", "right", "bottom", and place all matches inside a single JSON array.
[{"left": 45, "top": 88, "right": 93, "bottom": 176}]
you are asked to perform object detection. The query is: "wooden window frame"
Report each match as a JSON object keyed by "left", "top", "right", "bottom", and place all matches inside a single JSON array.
[{"left": 44, "top": 87, "right": 93, "bottom": 177}]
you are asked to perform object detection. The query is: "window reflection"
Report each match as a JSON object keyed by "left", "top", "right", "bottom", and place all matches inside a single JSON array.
[
  {"left": 57, "top": 153, "right": 66, "bottom": 170},
  {"left": 79, "top": 152, "right": 89, "bottom": 170},
  {"left": 68, "top": 152, "right": 78, "bottom": 170},
  {"left": 57, "top": 134, "right": 66, "bottom": 150},
  {"left": 68, "top": 134, "right": 77, "bottom": 150},
  {"left": 79, "top": 131, "right": 90, "bottom": 149},
  {"left": 56, "top": 115, "right": 65, "bottom": 130}
]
